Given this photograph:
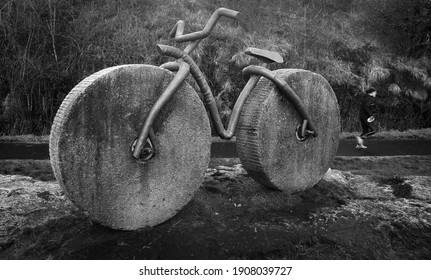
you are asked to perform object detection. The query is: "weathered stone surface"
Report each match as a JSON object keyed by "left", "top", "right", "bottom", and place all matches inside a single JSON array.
[
  {"left": 236, "top": 69, "right": 340, "bottom": 192},
  {"left": 49, "top": 64, "right": 211, "bottom": 230}
]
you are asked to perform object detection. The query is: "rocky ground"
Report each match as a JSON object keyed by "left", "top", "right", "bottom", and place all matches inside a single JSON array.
[{"left": 1, "top": 156, "right": 431, "bottom": 259}]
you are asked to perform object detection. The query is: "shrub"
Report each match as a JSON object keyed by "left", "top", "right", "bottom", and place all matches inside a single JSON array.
[{"left": 0, "top": 0, "right": 430, "bottom": 135}]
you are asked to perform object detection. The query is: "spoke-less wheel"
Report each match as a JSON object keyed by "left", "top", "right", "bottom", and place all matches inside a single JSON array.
[
  {"left": 236, "top": 69, "right": 340, "bottom": 192},
  {"left": 50, "top": 65, "right": 211, "bottom": 230}
]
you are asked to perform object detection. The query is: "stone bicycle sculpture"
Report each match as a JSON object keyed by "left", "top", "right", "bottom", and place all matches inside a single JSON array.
[{"left": 49, "top": 8, "right": 340, "bottom": 230}]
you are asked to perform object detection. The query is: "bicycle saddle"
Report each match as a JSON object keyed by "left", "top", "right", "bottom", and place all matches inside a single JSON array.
[{"left": 245, "top": 47, "right": 283, "bottom": 64}]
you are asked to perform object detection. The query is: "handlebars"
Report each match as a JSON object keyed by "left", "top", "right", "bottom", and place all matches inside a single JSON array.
[{"left": 169, "top": 8, "right": 244, "bottom": 53}]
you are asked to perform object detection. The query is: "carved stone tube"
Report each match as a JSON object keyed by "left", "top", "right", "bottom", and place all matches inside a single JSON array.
[
  {"left": 170, "top": 8, "right": 240, "bottom": 43},
  {"left": 156, "top": 44, "right": 233, "bottom": 138},
  {"left": 132, "top": 60, "right": 190, "bottom": 159}
]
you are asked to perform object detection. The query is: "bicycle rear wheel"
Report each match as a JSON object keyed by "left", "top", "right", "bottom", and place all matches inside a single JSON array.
[
  {"left": 236, "top": 69, "right": 340, "bottom": 192},
  {"left": 50, "top": 64, "right": 211, "bottom": 230}
]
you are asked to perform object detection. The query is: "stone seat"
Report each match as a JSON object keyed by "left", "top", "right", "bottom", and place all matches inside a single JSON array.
[{"left": 244, "top": 47, "right": 284, "bottom": 64}]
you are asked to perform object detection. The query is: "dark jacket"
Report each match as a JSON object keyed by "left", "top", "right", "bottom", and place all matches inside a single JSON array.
[{"left": 359, "top": 95, "right": 376, "bottom": 119}]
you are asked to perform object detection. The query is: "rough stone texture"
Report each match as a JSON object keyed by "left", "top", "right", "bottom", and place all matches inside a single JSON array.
[
  {"left": 49, "top": 64, "right": 211, "bottom": 230},
  {"left": 236, "top": 69, "right": 340, "bottom": 192},
  {"left": 1, "top": 166, "right": 430, "bottom": 259}
]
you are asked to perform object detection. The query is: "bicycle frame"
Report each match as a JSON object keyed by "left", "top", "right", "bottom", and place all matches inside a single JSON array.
[{"left": 132, "top": 8, "right": 317, "bottom": 161}]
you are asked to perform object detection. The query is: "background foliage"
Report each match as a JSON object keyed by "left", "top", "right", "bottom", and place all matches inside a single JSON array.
[{"left": 1, "top": 0, "right": 430, "bottom": 135}]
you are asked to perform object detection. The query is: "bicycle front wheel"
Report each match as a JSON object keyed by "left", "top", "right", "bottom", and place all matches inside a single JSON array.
[{"left": 50, "top": 64, "right": 211, "bottom": 230}]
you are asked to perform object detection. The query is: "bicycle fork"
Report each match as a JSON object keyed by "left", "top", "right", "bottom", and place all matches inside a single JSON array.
[{"left": 131, "top": 45, "right": 317, "bottom": 161}]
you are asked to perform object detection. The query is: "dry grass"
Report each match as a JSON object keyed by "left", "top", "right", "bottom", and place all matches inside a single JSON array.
[
  {"left": 0, "top": 0, "right": 430, "bottom": 135},
  {"left": 0, "top": 134, "right": 50, "bottom": 143}
]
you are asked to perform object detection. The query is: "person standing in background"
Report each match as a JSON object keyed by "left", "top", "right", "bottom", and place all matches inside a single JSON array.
[{"left": 355, "top": 87, "right": 378, "bottom": 149}]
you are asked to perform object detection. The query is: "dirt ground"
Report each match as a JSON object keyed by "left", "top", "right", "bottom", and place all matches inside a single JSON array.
[{"left": 1, "top": 155, "right": 431, "bottom": 260}]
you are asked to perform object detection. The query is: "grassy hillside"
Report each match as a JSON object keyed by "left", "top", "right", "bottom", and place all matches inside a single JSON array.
[{"left": 1, "top": 0, "right": 430, "bottom": 135}]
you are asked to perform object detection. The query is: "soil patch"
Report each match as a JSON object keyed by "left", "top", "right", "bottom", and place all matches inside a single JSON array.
[{"left": 1, "top": 156, "right": 431, "bottom": 259}]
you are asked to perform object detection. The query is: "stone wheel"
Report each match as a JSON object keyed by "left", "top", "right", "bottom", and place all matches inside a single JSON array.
[
  {"left": 50, "top": 64, "right": 211, "bottom": 230},
  {"left": 236, "top": 69, "right": 340, "bottom": 192}
]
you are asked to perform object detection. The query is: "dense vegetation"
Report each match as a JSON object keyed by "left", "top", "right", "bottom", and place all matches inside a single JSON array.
[{"left": 1, "top": 0, "right": 430, "bottom": 135}]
